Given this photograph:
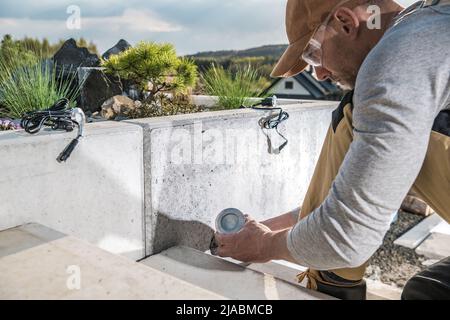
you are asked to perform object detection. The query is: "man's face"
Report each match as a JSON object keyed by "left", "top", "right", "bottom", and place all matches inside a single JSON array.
[
  {"left": 310, "top": 7, "right": 373, "bottom": 90},
  {"left": 313, "top": 24, "right": 362, "bottom": 89}
]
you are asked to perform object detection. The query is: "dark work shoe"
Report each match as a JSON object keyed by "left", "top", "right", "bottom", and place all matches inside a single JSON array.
[
  {"left": 402, "top": 257, "right": 450, "bottom": 300},
  {"left": 297, "top": 269, "right": 367, "bottom": 300}
]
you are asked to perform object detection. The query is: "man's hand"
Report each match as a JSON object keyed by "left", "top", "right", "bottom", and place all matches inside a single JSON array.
[
  {"left": 214, "top": 214, "right": 297, "bottom": 264},
  {"left": 215, "top": 216, "right": 274, "bottom": 263}
]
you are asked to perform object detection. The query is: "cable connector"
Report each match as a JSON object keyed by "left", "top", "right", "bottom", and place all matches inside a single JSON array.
[{"left": 56, "top": 138, "right": 79, "bottom": 163}]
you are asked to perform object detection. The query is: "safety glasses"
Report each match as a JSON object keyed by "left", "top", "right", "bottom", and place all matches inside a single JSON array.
[
  {"left": 301, "top": 24, "right": 328, "bottom": 67},
  {"left": 301, "top": 0, "right": 351, "bottom": 67}
]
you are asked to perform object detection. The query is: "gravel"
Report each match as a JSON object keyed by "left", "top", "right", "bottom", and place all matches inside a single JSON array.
[{"left": 365, "top": 210, "right": 428, "bottom": 288}]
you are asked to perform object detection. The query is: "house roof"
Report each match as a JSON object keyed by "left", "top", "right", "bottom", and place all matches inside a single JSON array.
[{"left": 262, "top": 68, "right": 342, "bottom": 100}]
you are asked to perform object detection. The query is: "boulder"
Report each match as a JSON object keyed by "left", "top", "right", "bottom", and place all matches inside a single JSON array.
[
  {"left": 53, "top": 38, "right": 100, "bottom": 69},
  {"left": 100, "top": 95, "right": 139, "bottom": 120},
  {"left": 52, "top": 39, "right": 101, "bottom": 110},
  {"left": 78, "top": 68, "right": 123, "bottom": 114},
  {"left": 401, "top": 195, "right": 434, "bottom": 216},
  {"left": 102, "top": 39, "right": 131, "bottom": 60}
]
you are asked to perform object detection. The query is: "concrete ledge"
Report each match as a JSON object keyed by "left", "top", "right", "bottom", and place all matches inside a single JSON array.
[
  {"left": 141, "top": 246, "right": 335, "bottom": 300},
  {"left": 0, "top": 224, "right": 224, "bottom": 300},
  {"left": 0, "top": 121, "right": 145, "bottom": 260},
  {"left": 191, "top": 95, "right": 319, "bottom": 108}
]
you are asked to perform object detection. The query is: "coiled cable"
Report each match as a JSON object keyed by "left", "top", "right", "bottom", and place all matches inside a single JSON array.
[{"left": 20, "top": 98, "right": 84, "bottom": 162}]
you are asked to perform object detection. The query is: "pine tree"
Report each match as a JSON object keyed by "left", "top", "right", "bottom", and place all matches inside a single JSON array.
[{"left": 102, "top": 41, "right": 198, "bottom": 97}]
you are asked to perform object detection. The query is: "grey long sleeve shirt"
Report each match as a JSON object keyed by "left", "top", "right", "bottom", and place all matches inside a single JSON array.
[{"left": 287, "top": 3, "right": 450, "bottom": 270}]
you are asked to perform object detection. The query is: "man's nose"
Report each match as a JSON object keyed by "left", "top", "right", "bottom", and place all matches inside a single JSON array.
[{"left": 313, "top": 66, "right": 332, "bottom": 81}]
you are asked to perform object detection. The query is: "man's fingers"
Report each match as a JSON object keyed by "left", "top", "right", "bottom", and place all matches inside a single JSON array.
[
  {"left": 214, "top": 232, "right": 234, "bottom": 245},
  {"left": 216, "top": 245, "right": 230, "bottom": 257}
]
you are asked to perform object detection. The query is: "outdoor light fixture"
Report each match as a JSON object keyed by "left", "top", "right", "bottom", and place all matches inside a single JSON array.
[
  {"left": 209, "top": 208, "right": 246, "bottom": 255},
  {"left": 215, "top": 208, "right": 246, "bottom": 234}
]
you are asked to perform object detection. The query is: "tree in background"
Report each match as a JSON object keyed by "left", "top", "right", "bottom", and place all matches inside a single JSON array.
[
  {"left": 0, "top": 35, "right": 39, "bottom": 74},
  {"left": 102, "top": 41, "right": 198, "bottom": 98},
  {"left": 0, "top": 34, "right": 98, "bottom": 62}
]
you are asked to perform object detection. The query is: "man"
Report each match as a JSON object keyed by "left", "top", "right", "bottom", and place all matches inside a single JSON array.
[{"left": 214, "top": 0, "right": 450, "bottom": 299}]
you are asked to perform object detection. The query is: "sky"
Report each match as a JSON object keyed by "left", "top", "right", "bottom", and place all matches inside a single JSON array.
[{"left": 0, "top": 0, "right": 418, "bottom": 56}]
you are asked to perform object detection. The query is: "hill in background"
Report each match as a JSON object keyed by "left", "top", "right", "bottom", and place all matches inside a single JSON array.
[
  {"left": 186, "top": 44, "right": 288, "bottom": 82},
  {"left": 187, "top": 44, "right": 287, "bottom": 60}
]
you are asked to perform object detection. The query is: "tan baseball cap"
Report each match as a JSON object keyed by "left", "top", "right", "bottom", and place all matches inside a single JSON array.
[{"left": 271, "top": 0, "right": 352, "bottom": 78}]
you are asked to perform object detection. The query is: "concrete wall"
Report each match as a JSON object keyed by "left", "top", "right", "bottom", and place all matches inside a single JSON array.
[
  {"left": 0, "top": 99, "right": 336, "bottom": 260},
  {"left": 126, "top": 101, "right": 335, "bottom": 255},
  {"left": 0, "top": 121, "right": 145, "bottom": 260}
]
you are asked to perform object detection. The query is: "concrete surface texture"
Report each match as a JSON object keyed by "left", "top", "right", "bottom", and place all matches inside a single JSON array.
[
  {"left": 0, "top": 121, "right": 145, "bottom": 260},
  {"left": 127, "top": 101, "right": 335, "bottom": 255},
  {"left": 0, "top": 223, "right": 224, "bottom": 300},
  {"left": 141, "top": 246, "right": 334, "bottom": 300},
  {"left": 0, "top": 100, "right": 335, "bottom": 260}
]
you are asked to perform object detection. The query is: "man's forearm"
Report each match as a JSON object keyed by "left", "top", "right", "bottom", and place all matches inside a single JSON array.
[
  {"left": 260, "top": 208, "right": 300, "bottom": 231},
  {"left": 264, "top": 228, "right": 299, "bottom": 264}
]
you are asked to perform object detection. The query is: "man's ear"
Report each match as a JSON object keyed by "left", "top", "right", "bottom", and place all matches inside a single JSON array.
[{"left": 332, "top": 7, "right": 360, "bottom": 39}]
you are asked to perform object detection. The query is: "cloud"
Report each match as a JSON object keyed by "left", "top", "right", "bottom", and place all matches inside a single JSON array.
[
  {"left": 0, "top": 0, "right": 419, "bottom": 55},
  {"left": 0, "top": 8, "right": 181, "bottom": 33},
  {"left": 0, "top": 8, "right": 184, "bottom": 54},
  {"left": 82, "top": 9, "right": 182, "bottom": 33}
]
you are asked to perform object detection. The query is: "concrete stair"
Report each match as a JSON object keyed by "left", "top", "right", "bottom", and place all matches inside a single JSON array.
[
  {"left": 141, "top": 246, "right": 333, "bottom": 300},
  {"left": 0, "top": 223, "right": 223, "bottom": 299},
  {"left": 0, "top": 223, "right": 333, "bottom": 300},
  {"left": 212, "top": 254, "right": 402, "bottom": 300}
]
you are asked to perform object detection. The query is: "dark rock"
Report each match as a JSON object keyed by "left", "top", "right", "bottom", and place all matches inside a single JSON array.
[
  {"left": 102, "top": 39, "right": 131, "bottom": 60},
  {"left": 78, "top": 68, "right": 123, "bottom": 113},
  {"left": 52, "top": 39, "right": 101, "bottom": 109},
  {"left": 53, "top": 38, "right": 100, "bottom": 69}
]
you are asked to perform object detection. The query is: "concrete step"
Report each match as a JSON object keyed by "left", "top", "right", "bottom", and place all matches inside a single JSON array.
[
  {"left": 219, "top": 255, "right": 401, "bottom": 300},
  {"left": 415, "top": 233, "right": 450, "bottom": 260},
  {"left": 365, "top": 279, "right": 402, "bottom": 300},
  {"left": 0, "top": 223, "right": 224, "bottom": 299},
  {"left": 141, "top": 246, "right": 335, "bottom": 300},
  {"left": 218, "top": 256, "right": 308, "bottom": 286},
  {"left": 394, "top": 213, "right": 443, "bottom": 249}
]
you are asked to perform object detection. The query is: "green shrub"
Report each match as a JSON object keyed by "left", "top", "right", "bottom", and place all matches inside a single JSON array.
[
  {"left": 201, "top": 64, "right": 266, "bottom": 109},
  {"left": 102, "top": 41, "right": 198, "bottom": 97},
  {"left": 0, "top": 60, "right": 82, "bottom": 119}
]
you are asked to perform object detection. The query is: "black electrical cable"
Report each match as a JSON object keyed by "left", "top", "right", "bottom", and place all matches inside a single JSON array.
[
  {"left": 20, "top": 98, "right": 82, "bottom": 163},
  {"left": 240, "top": 96, "right": 290, "bottom": 153}
]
